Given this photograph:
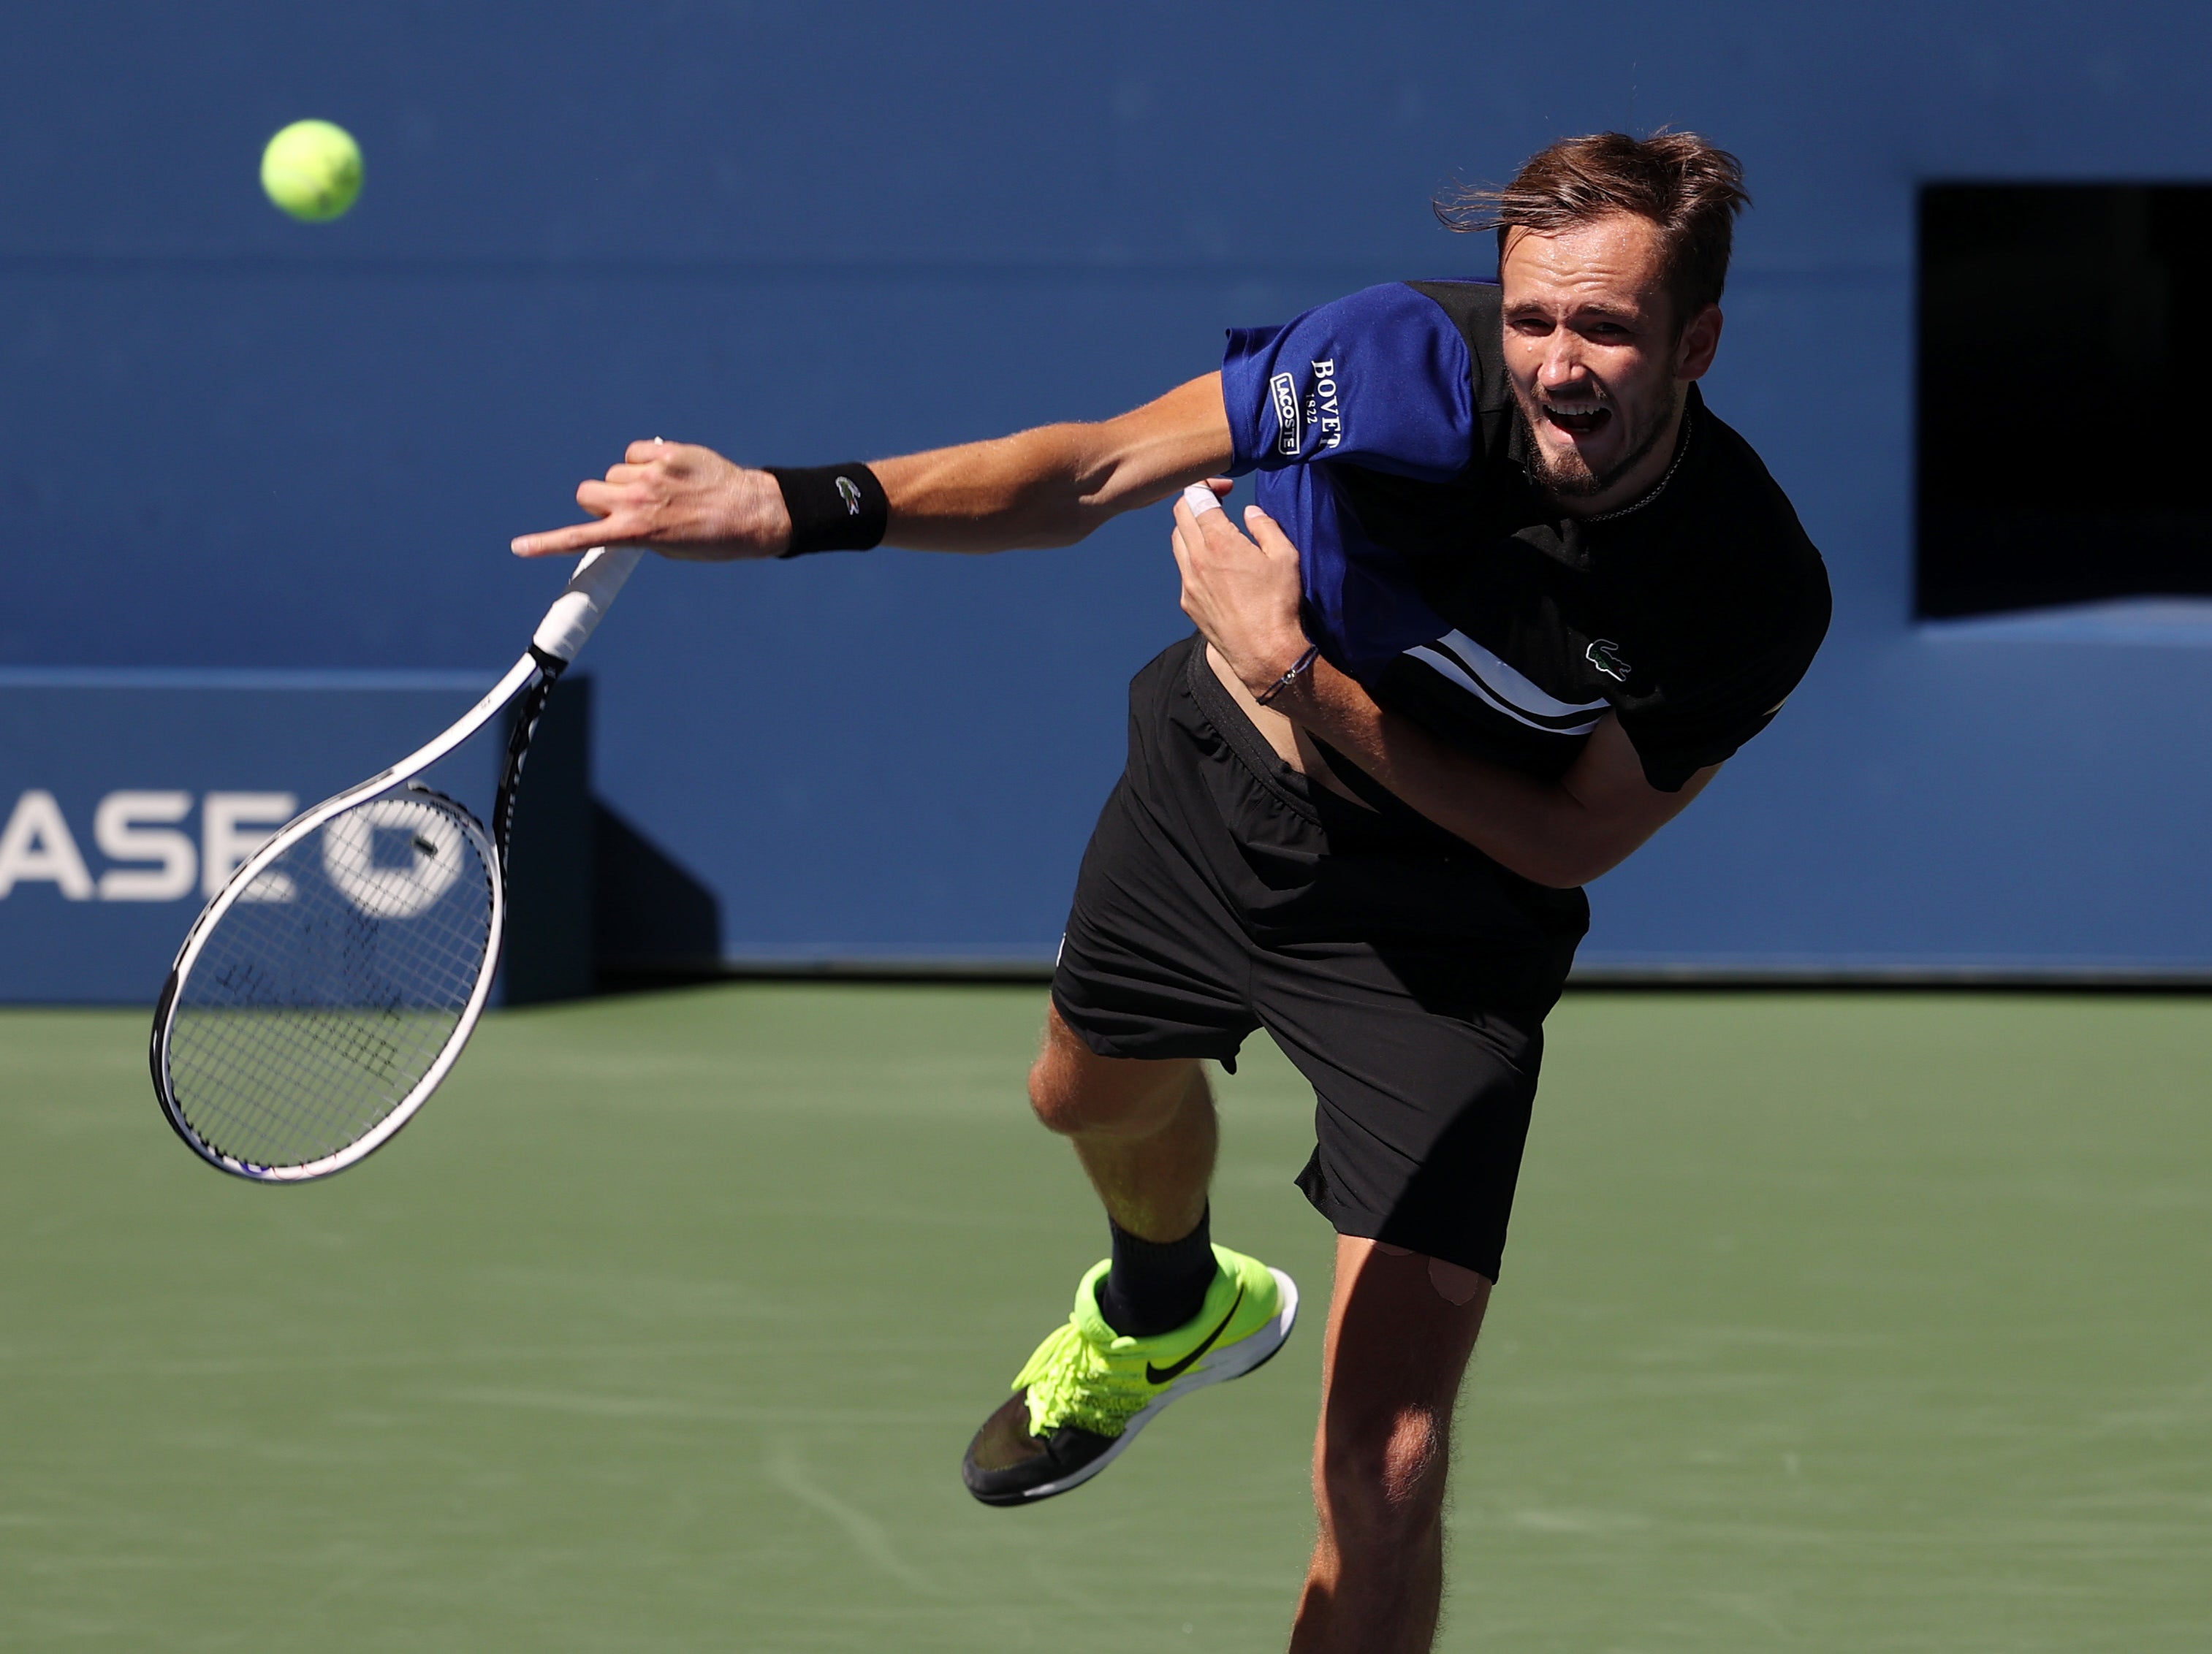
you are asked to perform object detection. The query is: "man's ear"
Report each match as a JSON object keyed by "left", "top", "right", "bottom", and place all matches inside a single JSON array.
[{"left": 1674, "top": 304, "right": 1723, "bottom": 382}]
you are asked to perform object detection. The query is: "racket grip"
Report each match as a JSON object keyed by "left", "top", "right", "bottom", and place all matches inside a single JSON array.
[{"left": 532, "top": 546, "right": 646, "bottom": 661}]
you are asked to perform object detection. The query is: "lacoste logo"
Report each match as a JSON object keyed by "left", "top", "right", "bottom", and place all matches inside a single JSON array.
[
  {"left": 1269, "top": 373, "right": 1301, "bottom": 455},
  {"left": 1586, "top": 639, "right": 1632, "bottom": 682},
  {"left": 1146, "top": 1283, "right": 1244, "bottom": 1384},
  {"left": 835, "top": 476, "right": 863, "bottom": 515}
]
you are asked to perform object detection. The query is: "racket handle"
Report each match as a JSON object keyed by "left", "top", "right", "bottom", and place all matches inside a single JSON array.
[{"left": 532, "top": 546, "right": 646, "bottom": 662}]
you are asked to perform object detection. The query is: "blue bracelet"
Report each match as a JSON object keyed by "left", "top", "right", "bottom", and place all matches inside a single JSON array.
[{"left": 1254, "top": 644, "right": 1322, "bottom": 706}]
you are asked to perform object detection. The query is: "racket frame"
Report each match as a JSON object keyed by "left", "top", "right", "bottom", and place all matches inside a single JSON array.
[{"left": 149, "top": 545, "right": 643, "bottom": 1182}]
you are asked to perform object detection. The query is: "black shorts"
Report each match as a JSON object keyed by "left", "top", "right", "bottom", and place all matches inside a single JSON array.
[{"left": 1051, "top": 637, "right": 1588, "bottom": 1281}]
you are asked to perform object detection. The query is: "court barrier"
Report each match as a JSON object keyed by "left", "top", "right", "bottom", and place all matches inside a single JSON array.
[{"left": 0, "top": 670, "right": 709, "bottom": 1005}]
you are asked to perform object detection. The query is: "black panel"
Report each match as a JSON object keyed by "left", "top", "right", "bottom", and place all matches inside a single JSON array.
[
  {"left": 1917, "top": 183, "right": 2212, "bottom": 618},
  {"left": 499, "top": 674, "right": 596, "bottom": 1005},
  {"left": 495, "top": 674, "right": 727, "bottom": 999},
  {"left": 593, "top": 803, "right": 723, "bottom": 979}
]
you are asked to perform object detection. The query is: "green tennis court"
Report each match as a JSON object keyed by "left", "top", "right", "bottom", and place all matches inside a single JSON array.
[{"left": 4, "top": 985, "right": 2207, "bottom": 1650}]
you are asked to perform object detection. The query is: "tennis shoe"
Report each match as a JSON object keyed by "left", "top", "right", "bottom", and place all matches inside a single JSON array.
[{"left": 961, "top": 1243, "right": 1298, "bottom": 1506}]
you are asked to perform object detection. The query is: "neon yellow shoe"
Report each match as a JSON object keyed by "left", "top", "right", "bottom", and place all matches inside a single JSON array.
[{"left": 961, "top": 1243, "right": 1298, "bottom": 1506}]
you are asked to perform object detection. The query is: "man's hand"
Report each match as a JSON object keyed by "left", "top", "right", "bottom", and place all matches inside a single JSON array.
[
  {"left": 1174, "top": 483, "right": 1717, "bottom": 886},
  {"left": 509, "top": 440, "right": 793, "bottom": 562},
  {"left": 1170, "top": 485, "right": 1312, "bottom": 695}
]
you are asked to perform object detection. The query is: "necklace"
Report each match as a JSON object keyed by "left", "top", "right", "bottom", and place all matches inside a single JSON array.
[{"left": 1574, "top": 404, "right": 1696, "bottom": 524}]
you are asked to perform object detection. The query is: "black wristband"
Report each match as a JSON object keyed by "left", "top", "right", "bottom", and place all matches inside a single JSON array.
[{"left": 765, "top": 463, "right": 889, "bottom": 557}]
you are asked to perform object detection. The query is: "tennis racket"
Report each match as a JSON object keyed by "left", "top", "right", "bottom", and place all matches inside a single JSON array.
[{"left": 149, "top": 546, "right": 645, "bottom": 1182}]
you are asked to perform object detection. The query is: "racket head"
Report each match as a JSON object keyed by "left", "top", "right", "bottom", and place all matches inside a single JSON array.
[{"left": 151, "top": 783, "right": 504, "bottom": 1182}]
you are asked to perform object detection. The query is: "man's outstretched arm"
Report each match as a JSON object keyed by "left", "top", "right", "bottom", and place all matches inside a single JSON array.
[{"left": 510, "top": 373, "right": 1233, "bottom": 562}]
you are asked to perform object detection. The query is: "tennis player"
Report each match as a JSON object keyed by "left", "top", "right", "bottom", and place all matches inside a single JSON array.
[{"left": 515, "top": 132, "right": 1830, "bottom": 1653}]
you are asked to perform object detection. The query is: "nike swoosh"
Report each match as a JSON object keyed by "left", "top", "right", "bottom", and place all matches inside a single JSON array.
[{"left": 1145, "top": 1284, "right": 1246, "bottom": 1385}]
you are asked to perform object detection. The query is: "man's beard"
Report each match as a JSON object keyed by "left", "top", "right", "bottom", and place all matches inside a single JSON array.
[{"left": 1513, "top": 382, "right": 1683, "bottom": 501}]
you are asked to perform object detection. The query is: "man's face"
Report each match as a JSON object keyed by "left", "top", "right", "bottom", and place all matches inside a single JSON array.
[{"left": 1500, "top": 213, "right": 1719, "bottom": 502}]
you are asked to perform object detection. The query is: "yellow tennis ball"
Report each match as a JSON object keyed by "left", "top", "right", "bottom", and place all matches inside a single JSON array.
[{"left": 260, "top": 120, "right": 363, "bottom": 223}]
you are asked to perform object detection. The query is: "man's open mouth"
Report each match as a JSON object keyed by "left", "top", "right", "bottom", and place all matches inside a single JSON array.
[{"left": 1540, "top": 401, "right": 1611, "bottom": 439}]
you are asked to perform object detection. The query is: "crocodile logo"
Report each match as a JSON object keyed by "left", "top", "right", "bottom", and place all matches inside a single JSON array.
[
  {"left": 835, "top": 475, "right": 864, "bottom": 516},
  {"left": 1586, "top": 639, "right": 1632, "bottom": 682}
]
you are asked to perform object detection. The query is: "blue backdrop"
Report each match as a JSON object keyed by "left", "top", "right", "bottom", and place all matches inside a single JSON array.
[
  {"left": 0, "top": 671, "right": 596, "bottom": 1002},
  {"left": 4, "top": 1, "right": 2210, "bottom": 983}
]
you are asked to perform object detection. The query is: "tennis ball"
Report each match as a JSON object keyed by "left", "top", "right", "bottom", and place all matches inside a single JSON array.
[{"left": 260, "top": 120, "right": 363, "bottom": 223}]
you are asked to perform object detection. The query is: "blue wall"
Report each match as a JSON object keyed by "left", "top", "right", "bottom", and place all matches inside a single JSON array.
[
  {"left": 0, "top": 671, "right": 595, "bottom": 1002},
  {"left": 6, "top": 2, "right": 2211, "bottom": 977}
]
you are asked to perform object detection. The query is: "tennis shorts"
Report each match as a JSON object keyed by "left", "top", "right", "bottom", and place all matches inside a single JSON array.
[{"left": 1051, "top": 636, "right": 1589, "bottom": 1281}]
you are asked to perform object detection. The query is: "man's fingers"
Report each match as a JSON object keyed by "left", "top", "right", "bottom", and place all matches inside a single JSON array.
[
  {"left": 1168, "top": 488, "right": 1239, "bottom": 546},
  {"left": 1171, "top": 529, "right": 1201, "bottom": 622},
  {"left": 579, "top": 477, "right": 673, "bottom": 522},
  {"left": 514, "top": 438, "right": 710, "bottom": 557},
  {"left": 1179, "top": 481, "right": 1225, "bottom": 517},
  {"left": 1195, "top": 502, "right": 1259, "bottom": 554},
  {"left": 1242, "top": 505, "right": 1301, "bottom": 561},
  {"left": 512, "top": 519, "right": 623, "bottom": 559}
]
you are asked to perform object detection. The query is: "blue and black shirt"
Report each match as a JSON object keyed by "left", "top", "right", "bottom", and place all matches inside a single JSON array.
[{"left": 1220, "top": 280, "right": 1831, "bottom": 793}]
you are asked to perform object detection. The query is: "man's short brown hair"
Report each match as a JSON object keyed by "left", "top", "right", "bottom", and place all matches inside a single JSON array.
[{"left": 1437, "top": 131, "right": 1750, "bottom": 321}]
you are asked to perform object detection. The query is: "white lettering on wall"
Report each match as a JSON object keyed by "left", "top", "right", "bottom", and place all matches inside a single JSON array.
[
  {"left": 202, "top": 793, "right": 299, "bottom": 902},
  {"left": 0, "top": 790, "right": 310, "bottom": 904},
  {"left": 94, "top": 791, "right": 198, "bottom": 902},
  {"left": 0, "top": 790, "right": 96, "bottom": 900}
]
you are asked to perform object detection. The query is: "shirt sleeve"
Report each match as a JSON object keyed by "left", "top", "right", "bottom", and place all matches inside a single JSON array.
[{"left": 1221, "top": 283, "right": 1476, "bottom": 482}]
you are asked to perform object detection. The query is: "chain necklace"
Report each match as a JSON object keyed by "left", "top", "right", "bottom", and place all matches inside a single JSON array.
[{"left": 1561, "top": 403, "right": 1696, "bottom": 525}]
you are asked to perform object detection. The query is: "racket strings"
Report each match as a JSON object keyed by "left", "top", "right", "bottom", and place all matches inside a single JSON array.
[
  {"left": 174, "top": 904, "right": 486, "bottom": 1163},
  {"left": 165, "top": 793, "right": 496, "bottom": 1170}
]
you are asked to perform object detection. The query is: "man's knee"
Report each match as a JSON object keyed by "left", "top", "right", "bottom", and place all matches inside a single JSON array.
[
  {"left": 1026, "top": 1007, "right": 1198, "bottom": 1138},
  {"left": 1319, "top": 1404, "right": 1451, "bottom": 1546},
  {"left": 1375, "top": 1243, "right": 1491, "bottom": 1307}
]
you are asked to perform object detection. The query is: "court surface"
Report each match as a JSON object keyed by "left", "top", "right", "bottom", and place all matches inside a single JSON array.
[{"left": 3, "top": 985, "right": 2207, "bottom": 1651}]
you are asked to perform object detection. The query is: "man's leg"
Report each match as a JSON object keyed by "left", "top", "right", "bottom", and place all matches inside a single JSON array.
[
  {"left": 1291, "top": 1237, "right": 1491, "bottom": 1654},
  {"left": 1027, "top": 1002, "right": 1215, "bottom": 1247},
  {"left": 961, "top": 1003, "right": 1294, "bottom": 1507}
]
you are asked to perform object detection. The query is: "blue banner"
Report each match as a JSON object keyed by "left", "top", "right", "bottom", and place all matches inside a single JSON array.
[{"left": 0, "top": 670, "right": 503, "bottom": 1003}]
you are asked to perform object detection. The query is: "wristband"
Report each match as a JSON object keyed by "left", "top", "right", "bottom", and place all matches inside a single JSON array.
[
  {"left": 1254, "top": 644, "right": 1322, "bottom": 706},
  {"left": 765, "top": 463, "right": 889, "bottom": 557}
]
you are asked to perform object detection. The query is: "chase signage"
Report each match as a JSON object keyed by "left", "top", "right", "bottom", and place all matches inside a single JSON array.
[
  {"left": 0, "top": 670, "right": 495, "bottom": 1002},
  {"left": 0, "top": 789, "right": 297, "bottom": 904}
]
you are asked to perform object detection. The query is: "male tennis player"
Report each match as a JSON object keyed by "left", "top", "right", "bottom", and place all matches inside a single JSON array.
[{"left": 515, "top": 132, "right": 1829, "bottom": 1653}]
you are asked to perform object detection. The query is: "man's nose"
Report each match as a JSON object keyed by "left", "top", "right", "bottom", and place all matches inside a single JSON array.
[{"left": 1538, "top": 340, "right": 1591, "bottom": 390}]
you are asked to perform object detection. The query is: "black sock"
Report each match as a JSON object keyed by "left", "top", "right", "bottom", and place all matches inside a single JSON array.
[{"left": 1095, "top": 1207, "right": 1216, "bottom": 1338}]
